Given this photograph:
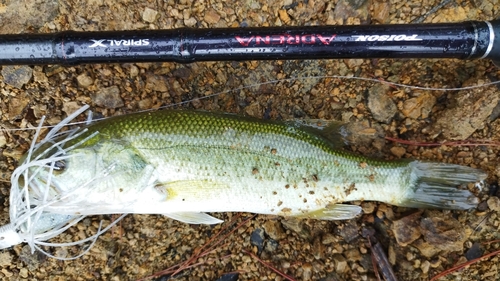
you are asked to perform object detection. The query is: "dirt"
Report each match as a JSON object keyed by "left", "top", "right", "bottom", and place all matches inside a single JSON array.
[{"left": 0, "top": 0, "right": 500, "bottom": 280}]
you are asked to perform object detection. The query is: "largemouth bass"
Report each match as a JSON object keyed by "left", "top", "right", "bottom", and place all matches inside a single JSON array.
[{"left": 0, "top": 105, "right": 485, "bottom": 250}]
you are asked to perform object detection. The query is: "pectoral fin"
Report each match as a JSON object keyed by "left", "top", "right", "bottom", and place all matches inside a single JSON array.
[
  {"left": 163, "top": 212, "right": 224, "bottom": 224},
  {"left": 298, "top": 204, "right": 362, "bottom": 220}
]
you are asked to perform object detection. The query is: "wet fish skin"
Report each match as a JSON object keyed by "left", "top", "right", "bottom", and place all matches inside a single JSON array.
[{"left": 21, "top": 110, "right": 485, "bottom": 224}]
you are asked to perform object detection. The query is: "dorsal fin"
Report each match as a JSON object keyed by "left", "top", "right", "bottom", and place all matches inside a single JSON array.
[{"left": 286, "top": 119, "right": 347, "bottom": 148}]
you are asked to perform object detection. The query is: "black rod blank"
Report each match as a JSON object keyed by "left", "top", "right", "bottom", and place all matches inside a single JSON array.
[{"left": 0, "top": 20, "right": 499, "bottom": 65}]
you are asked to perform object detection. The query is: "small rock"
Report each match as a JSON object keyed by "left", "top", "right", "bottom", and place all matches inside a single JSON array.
[
  {"left": 413, "top": 239, "right": 441, "bottom": 258},
  {"left": 312, "top": 236, "right": 324, "bottom": 260},
  {"left": 390, "top": 146, "right": 406, "bottom": 158},
  {"left": 76, "top": 73, "right": 94, "bottom": 88},
  {"left": 129, "top": 65, "right": 139, "bottom": 77},
  {"left": 262, "top": 220, "right": 286, "bottom": 241},
  {"left": 465, "top": 242, "right": 483, "bottom": 261},
  {"left": 344, "top": 248, "right": 362, "bottom": 261},
  {"left": 2, "top": 65, "right": 33, "bottom": 88},
  {"left": 250, "top": 228, "right": 265, "bottom": 254},
  {"left": 367, "top": 84, "right": 397, "bottom": 123},
  {"left": 322, "top": 233, "right": 337, "bottom": 245},
  {"left": 204, "top": 9, "right": 220, "bottom": 24},
  {"left": 215, "top": 273, "right": 239, "bottom": 281},
  {"left": 487, "top": 196, "right": 500, "bottom": 212},
  {"left": 392, "top": 211, "right": 423, "bottom": 246},
  {"left": 0, "top": 132, "right": 6, "bottom": 148},
  {"left": 427, "top": 79, "right": 500, "bottom": 140},
  {"left": 372, "top": 1, "right": 390, "bottom": 23},
  {"left": 8, "top": 94, "right": 30, "bottom": 120},
  {"left": 333, "top": 0, "right": 370, "bottom": 24},
  {"left": 338, "top": 221, "right": 359, "bottom": 243},
  {"left": 281, "top": 218, "right": 312, "bottom": 240},
  {"left": 0, "top": 252, "right": 12, "bottom": 267},
  {"left": 477, "top": 200, "right": 489, "bottom": 212},
  {"left": 145, "top": 74, "right": 168, "bottom": 92},
  {"left": 33, "top": 69, "right": 48, "bottom": 83},
  {"left": 172, "top": 67, "right": 192, "bottom": 79},
  {"left": 388, "top": 243, "right": 396, "bottom": 265},
  {"left": 344, "top": 59, "right": 364, "bottom": 69},
  {"left": 361, "top": 202, "right": 376, "bottom": 214},
  {"left": 142, "top": 7, "right": 158, "bottom": 23},
  {"left": 93, "top": 86, "right": 124, "bottom": 109},
  {"left": 62, "top": 101, "right": 81, "bottom": 116},
  {"left": 19, "top": 268, "right": 28, "bottom": 278},
  {"left": 420, "top": 260, "right": 430, "bottom": 274},
  {"left": 332, "top": 254, "right": 348, "bottom": 273},
  {"left": 184, "top": 17, "right": 197, "bottom": 27},
  {"left": 420, "top": 215, "right": 465, "bottom": 252},
  {"left": 138, "top": 98, "right": 152, "bottom": 110},
  {"left": 302, "top": 262, "right": 313, "bottom": 280},
  {"left": 264, "top": 239, "right": 279, "bottom": 253},
  {"left": 401, "top": 92, "right": 436, "bottom": 119}
]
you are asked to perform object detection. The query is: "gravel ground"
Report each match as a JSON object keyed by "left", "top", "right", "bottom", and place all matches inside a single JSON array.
[{"left": 1, "top": 0, "right": 500, "bottom": 280}]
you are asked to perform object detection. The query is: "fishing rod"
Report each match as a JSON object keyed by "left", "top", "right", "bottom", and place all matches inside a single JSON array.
[{"left": 0, "top": 19, "right": 499, "bottom": 65}]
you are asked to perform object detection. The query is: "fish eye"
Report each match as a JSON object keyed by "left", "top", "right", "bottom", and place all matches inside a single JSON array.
[{"left": 45, "top": 160, "right": 66, "bottom": 171}]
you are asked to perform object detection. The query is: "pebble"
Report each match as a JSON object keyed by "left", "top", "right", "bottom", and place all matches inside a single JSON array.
[
  {"left": 142, "top": 7, "right": 158, "bottom": 23},
  {"left": 372, "top": 1, "right": 390, "bottom": 23},
  {"left": 262, "top": 220, "right": 286, "bottom": 240},
  {"left": 250, "top": 228, "right": 265, "bottom": 254},
  {"left": 62, "top": 101, "right": 81, "bottom": 116},
  {"left": 204, "top": 9, "right": 221, "bottom": 24},
  {"left": 281, "top": 218, "right": 312, "bottom": 240},
  {"left": 1, "top": 268, "right": 12, "bottom": 277},
  {"left": 367, "top": 84, "right": 397, "bottom": 123},
  {"left": 93, "top": 85, "right": 124, "bottom": 109},
  {"left": 138, "top": 98, "right": 152, "bottom": 110},
  {"left": 390, "top": 146, "right": 406, "bottom": 158},
  {"left": 391, "top": 211, "right": 422, "bottom": 246},
  {"left": 33, "top": 68, "right": 49, "bottom": 83},
  {"left": 19, "top": 268, "right": 28, "bottom": 278},
  {"left": 76, "top": 73, "right": 94, "bottom": 88},
  {"left": 0, "top": 132, "right": 6, "bottom": 147},
  {"left": 428, "top": 80, "right": 500, "bottom": 140},
  {"left": 413, "top": 239, "right": 441, "bottom": 259},
  {"left": 401, "top": 92, "right": 436, "bottom": 119},
  {"left": 264, "top": 239, "right": 279, "bottom": 253},
  {"left": 302, "top": 262, "right": 313, "bottom": 280},
  {"left": 419, "top": 216, "right": 465, "bottom": 253},
  {"left": 361, "top": 202, "right": 376, "bottom": 214},
  {"left": 0, "top": 252, "right": 12, "bottom": 267},
  {"left": 344, "top": 248, "right": 362, "bottom": 261},
  {"left": 1, "top": 65, "right": 33, "bottom": 88},
  {"left": 487, "top": 196, "right": 500, "bottom": 212},
  {"left": 420, "top": 260, "right": 430, "bottom": 274},
  {"left": 184, "top": 17, "right": 197, "bottom": 27},
  {"left": 129, "top": 65, "right": 139, "bottom": 77},
  {"left": 333, "top": 0, "right": 370, "bottom": 24},
  {"left": 312, "top": 236, "right": 324, "bottom": 260},
  {"left": 145, "top": 74, "right": 168, "bottom": 92},
  {"left": 465, "top": 242, "right": 483, "bottom": 261},
  {"left": 338, "top": 221, "right": 359, "bottom": 243},
  {"left": 8, "top": 93, "right": 30, "bottom": 120},
  {"left": 321, "top": 233, "right": 337, "bottom": 245},
  {"left": 215, "top": 273, "right": 239, "bottom": 281},
  {"left": 332, "top": 254, "right": 348, "bottom": 274}
]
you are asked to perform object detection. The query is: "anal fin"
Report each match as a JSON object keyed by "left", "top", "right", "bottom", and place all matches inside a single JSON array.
[
  {"left": 163, "top": 212, "right": 223, "bottom": 224},
  {"left": 298, "top": 204, "right": 362, "bottom": 220}
]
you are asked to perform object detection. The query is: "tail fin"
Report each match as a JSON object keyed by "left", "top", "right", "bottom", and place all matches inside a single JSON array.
[{"left": 401, "top": 161, "right": 486, "bottom": 210}]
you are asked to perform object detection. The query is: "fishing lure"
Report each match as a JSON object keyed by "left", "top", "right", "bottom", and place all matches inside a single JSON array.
[{"left": 0, "top": 105, "right": 485, "bottom": 256}]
